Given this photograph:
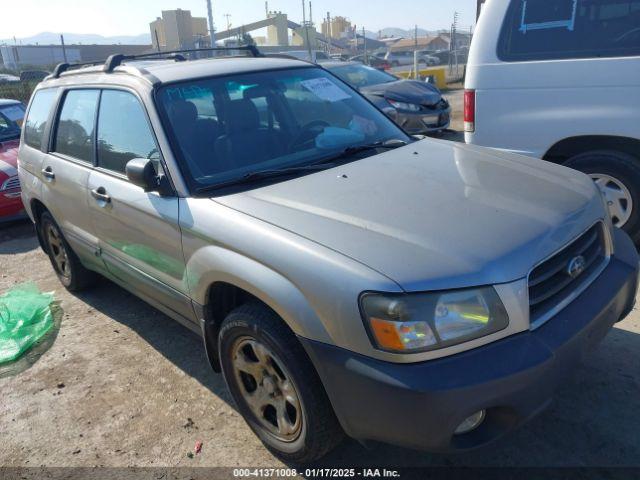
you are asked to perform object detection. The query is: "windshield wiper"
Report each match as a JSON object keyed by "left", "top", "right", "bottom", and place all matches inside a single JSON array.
[
  {"left": 195, "top": 163, "right": 336, "bottom": 194},
  {"left": 194, "top": 139, "right": 407, "bottom": 194},
  {"left": 315, "top": 138, "right": 407, "bottom": 165}
]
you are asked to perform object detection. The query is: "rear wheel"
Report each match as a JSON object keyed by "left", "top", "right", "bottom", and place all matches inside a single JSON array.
[
  {"left": 40, "top": 211, "right": 96, "bottom": 291},
  {"left": 218, "top": 303, "right": 343, "bottom": 463},
  {"left": 564, "top": 150, "right": 640, "bottom": 241}
]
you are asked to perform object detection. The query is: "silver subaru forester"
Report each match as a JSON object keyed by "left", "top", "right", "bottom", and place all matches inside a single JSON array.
[{"left": 18, "top": 50, "right": 639, "bottom": 463}]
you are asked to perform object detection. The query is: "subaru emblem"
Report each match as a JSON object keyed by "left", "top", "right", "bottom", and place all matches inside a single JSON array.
[{"left": 567, "top": 255, "right": 587, "bottom": 279}]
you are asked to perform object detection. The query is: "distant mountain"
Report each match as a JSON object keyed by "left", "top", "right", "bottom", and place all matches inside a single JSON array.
[{"left": 1, "top": 32, "right": 151, "bottom": 46}]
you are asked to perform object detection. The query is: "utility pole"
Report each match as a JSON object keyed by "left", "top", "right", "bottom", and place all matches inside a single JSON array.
[
  {"left": 413, "top": 25, "right": 419, "bottom": 79},
  {"left": 60, "top": 34, "right": 67, "bottom": 63},
  {"left": 224, "top": 14, "right": 232, "bottom": 32},
  {"left": 326, "top": 12, "right": 332, "bottom": 54},
  {"left": 451, "top": 11, "right": 460, "bottom": 77},
  {"left": 300, "top": 0, "right": 313, "bottom": 61},
  {"left": 206, "top": 0, "right": 215, "bottom": 52},
  {"left": 362, "top": 26, "right": 367, "bottom": 64}
]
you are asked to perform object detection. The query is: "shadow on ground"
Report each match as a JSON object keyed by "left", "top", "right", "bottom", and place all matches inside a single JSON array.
[
  {"left": 0, "top": 219, "right": 38, "bottom": 254},
  {"left": 72, "top": 281, "right": 234, "bottom": 408}
]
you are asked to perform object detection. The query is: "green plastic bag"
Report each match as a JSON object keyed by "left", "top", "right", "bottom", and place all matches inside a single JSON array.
[{"left": 0, "top": 283, "right": 55, "bottom": 364}]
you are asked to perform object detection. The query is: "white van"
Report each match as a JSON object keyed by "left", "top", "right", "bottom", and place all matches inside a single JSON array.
[{"left": 465, "top": 0, "right": 640, "bottom": 240}]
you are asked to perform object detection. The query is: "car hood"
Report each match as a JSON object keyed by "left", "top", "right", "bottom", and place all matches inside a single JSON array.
[
  {"left": 0, "top": 139, "right": 19, "bottom": 180},
  {"left": 360, "top": 79, "right": 442, "bottom": 106},
  {"left": 215, "top": 139, "right": 603, "bottom": 291}
]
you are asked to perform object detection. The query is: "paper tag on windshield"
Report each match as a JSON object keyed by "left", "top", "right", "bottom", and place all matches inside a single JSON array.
[{"left": 300, "top": 78, "right": 351, "bottom": 102}]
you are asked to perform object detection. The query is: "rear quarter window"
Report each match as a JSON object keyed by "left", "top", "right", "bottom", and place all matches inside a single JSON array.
[
  {"left": 498, "top": 0, "right": 640, "bottom": 61},
  {"left": 24, "top": 89, "right": 58, "bottom": 149}
]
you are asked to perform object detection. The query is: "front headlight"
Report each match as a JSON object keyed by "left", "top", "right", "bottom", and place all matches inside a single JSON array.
[
  {"left": 360, "top": 287, "right": 509, "bottom": 353},
  {"left": 387, "top": 99, "right": 421, "bottom": 112}
]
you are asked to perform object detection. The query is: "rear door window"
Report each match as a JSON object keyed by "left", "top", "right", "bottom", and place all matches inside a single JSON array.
[
  {"left": 24, "top": 89, "right": 58, "bottom": 149},
  {"left": 499, "top": 0, "right": 640, "bottom": 61},
  {"left": 53, "top": 89, "right": 99, "bottom": 163}
]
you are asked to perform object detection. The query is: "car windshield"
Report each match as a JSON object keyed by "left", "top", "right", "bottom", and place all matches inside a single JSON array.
[
  {"left": 156, "top": 66, "right": 409, "bottom": 191},
  {"left": 328, "top": 64, "right": 397, "bottom": 88},
  {"left": 0, "top": 103, "right": 25, "bottom": 141}
]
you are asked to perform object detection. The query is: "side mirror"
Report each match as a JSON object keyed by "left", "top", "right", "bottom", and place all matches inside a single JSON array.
[{"left": 125, "top": 158, "right": 157, "bottom": 192}]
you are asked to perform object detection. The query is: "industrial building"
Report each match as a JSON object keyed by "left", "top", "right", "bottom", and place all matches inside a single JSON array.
[
  {"left": 150, "top": 9, "right": 211, "bottom": 51},
  {"left": 0, "top": 44, "right": 151, "bottom": 70},
  {"left": 321, "top": 16, "right": 353, "bottom": 40}
]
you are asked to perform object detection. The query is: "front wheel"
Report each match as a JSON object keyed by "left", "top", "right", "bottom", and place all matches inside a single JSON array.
[
  {"left": 218, "top": 303, "right": 343, "bottom": 463},
  {"left": 564, "top": 150, "right": 640, "bottom": 241}
]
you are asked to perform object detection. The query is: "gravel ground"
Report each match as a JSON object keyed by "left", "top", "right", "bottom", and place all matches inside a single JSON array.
[{"left": 1, "top": 219, "right": 639, "bottom": 471}]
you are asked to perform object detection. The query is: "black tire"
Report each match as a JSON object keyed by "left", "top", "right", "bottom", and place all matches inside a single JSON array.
[
  {"left": 39, "top": 211, "right": 96, "bottom": 291},
  {"left": 564, "top": 150, "right": 640, "bottom": 242},
  {"left": 218, "top": 303, "right": 343, "bottom": 463}
]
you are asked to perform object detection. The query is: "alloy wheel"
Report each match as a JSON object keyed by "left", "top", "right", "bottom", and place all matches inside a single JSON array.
[
  {"left": 46, "top": 224, "right": 71, "bottom": 279},
  {"left": 231, "top": 337, "right": 303, "bottom": 442},
  {"left": 590, "top": 173, "right": 633, "bottom": 227}
]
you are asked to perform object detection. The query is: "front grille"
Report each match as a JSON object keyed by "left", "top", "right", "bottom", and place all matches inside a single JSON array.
[
  {"left": 421, "top": 98, "right": 449, "bottom": 111},
  {"left": 1, "top": 176, "right": 20, "bottom": 191},
  {"left": 529, "top": 223, "right": 607, "bottom": 325}
]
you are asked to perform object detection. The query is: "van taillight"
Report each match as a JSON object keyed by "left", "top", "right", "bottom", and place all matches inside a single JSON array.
[{"left": 464, "top": 89, "right": 475, "bottom": 133}]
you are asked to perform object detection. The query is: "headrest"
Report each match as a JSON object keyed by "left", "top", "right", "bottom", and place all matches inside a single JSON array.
[
  {"left": 168, "top": 100, "right": 197, "bottom": 125},
  {"left": 225, "top": 99, "right": 260, "bottom": 134}
]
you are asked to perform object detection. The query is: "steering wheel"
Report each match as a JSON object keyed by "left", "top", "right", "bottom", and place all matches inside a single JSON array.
[{"left": 288, "top": 120, "right": 330, "bottom": 151}]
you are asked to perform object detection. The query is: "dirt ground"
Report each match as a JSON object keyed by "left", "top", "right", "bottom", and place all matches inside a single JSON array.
[{"left": 1, "top": 217, "right": 640, "bottom": 471}]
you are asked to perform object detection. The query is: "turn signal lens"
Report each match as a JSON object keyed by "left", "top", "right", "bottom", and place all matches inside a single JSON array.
[
  {"left": 369, "top": 317, "right": 437, "bottom": 351},
  {"left": 360, "top": 287, "right": 508, "bottom": 353}
]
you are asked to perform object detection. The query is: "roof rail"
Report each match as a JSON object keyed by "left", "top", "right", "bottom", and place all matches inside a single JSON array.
[
  {"left": 103, "top": 45, "right": 263, "bottom": 72},
  {"left": 49, "top": 45, "right": 263, "bottom": 79},
  {"left": 50, "top": 60, "right": 105, "bottom": 79}
]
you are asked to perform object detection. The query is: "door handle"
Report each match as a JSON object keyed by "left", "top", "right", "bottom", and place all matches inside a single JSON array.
[
  {"left": 91, "top": 187, "right": 111, "bottom": 204},
  {"left": 41, "top": 167, "right": 55, "bottom": 180}
]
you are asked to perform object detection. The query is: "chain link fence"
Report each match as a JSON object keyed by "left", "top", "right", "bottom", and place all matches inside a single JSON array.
[{"left": 0, "top": 80, "right": 38, "bottom": 105}]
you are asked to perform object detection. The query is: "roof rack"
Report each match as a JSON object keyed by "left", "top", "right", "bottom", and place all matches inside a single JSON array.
[{"left": 51, "top": 45, "right": 263, "bottom": 79}]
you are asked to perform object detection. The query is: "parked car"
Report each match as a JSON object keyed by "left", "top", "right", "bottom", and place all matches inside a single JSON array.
[
  {"left": 385, "top": 50, "right": 440, "bottom": 67},
  {"left": 0, "top": 74, "right": 20, "bottom": 84},
  {"left": 348, "top": 54, "right": 392, "bottom": 70},
  {"left": 329, "top": 53, "right": 350, "bottom": 61},
  {"left": 0, "top": 99, "right": 26, "bottom": 221},
  {"left": 325, "top": 61, "right": 450, "bottom": 133},
  {"left": 19, "top": 52, "right": 638, "bottom": 463},
  {"left": 433, "top": 48, "right": 469, "bottom": 65},
  {"left": 277, "top": 50, "right": 330, "bottom": 63},
  {"left": 416, "top": 50, "right": 441, "bottom": 65},
  {"left": 466, "top": 0, "right": 640, "bottom": 241},
  {"left": 19, "top": 70, "right": 50, "bottom": 82}
]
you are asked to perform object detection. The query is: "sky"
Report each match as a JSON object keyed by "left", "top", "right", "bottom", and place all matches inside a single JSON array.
[{"left": 4, "top": 0, "right": 477, "bottom": 39}]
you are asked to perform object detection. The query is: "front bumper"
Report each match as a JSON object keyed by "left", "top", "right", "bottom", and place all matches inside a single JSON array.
[
  {"left": 0, "top": 189, "right": 26, "bottom": 222},
  {"left": 394, "top": 106, "right": 451, "bottom": 134},
  {"left": 301, "top": 227, "right": 638, "bottom": 452}
]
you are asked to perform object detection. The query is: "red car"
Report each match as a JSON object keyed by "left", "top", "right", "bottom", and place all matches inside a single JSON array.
[{"left": 0, "top": 99, "right": 26, "bottom": 221}]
